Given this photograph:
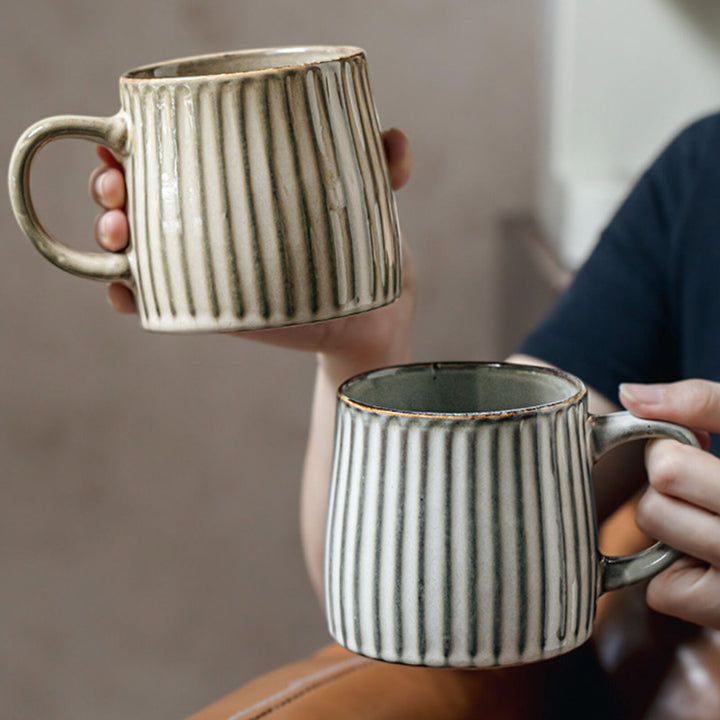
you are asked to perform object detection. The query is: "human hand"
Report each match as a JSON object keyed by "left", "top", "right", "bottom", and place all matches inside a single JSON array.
[
  {"left": 90, "top": 128, "right": 414, "bottom": 370},
  {"left": 619, "top": 380, "right": 720, "bottom": 630}
]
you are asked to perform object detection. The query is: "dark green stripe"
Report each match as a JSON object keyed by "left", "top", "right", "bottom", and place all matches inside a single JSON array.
[
  {"left": 356, "top": 62, "right": 398, "bottom": 296},
  {"left": 393, "top": 429, "right": 408, "bottom": 659},
  {"left": 514, "top": 423, "right": 528, "bottom": 656},
  {"left": 139, "top": 87, "right": 161, "bottom": 318},
  {"left": 352, "top": 419, "right": 370, "bottom": 654},
  {"left": 417, "top": 429, "right": 428, "bottom": 663},
  {"left": 339, "top": 59, "right": 378, "bottom": 301},
  {"left": 303, "top": 69, "right": 340, "bottom": 308},
  {"left": 170, "top": 86, "right": 196, "bottom": 317},
  {"left": 337, "top": 414, "right": 356, "bottom": 647},
  {"left": 372, "top": 424, "right": 388, "bottom": 658},
  {"left": 263, "top": 77, "right": 296, "bottom": 319},
  {"left": 351, "top": 59, "right": 388, "bottom": 297},
  {"left": 312, "top": 68, "right": 359, "bottom": 303},
  {"left": 283, "top": 74, "right": 319, "bottom": 314},
  {"left": 239, "top": 80, "right": 270, "bottom": 319},
  {"left": 573, "top": 406, "right": 596, "bottom": 634},
  {"left": 325, "top": 406, "right": 347, "bottom": 638},
  {"left": 192, "top": 86, "right": 220, "bottom": 318},
  {"left": 491, "top": 426, "right": 504, "bottom": 664},
  {"left": 126, "top": 89, "right": 150, "bottom": 322},
  {"left": 551, "top": 411, "right": 568, "bottom": 642},
  {"left": 563, "top": 410, "right": 583, "bottom": 640},
  {"left": 581, "top": 415, "right": 598, "bottom": 635},
  {"left": 467, "top": 432, "right": 478, "bottom": 659},
  {"left": 215, "top": 85, "right": 244, "bottom": 319},
  {"left": 156, "top": 88, "right": 177, "bottom": 317},
  {"left": 443, "top": 431, "right": 453, "bottom": 661},
  {"left": 532, "top": 419, "right": 548, "bottom": 652}
]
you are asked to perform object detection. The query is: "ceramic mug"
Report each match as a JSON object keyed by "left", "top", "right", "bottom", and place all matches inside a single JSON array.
[
  {"left": 9, "top": 46, "right": 401, "bottom": 332},
  {"left": 325, "top": 362, "right": 699, "bottom": 668}
]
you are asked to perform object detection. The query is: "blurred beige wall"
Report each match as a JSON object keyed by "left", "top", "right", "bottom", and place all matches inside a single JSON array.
[{"left": 1, "top": 2, "right": 541, "bottom": 718}]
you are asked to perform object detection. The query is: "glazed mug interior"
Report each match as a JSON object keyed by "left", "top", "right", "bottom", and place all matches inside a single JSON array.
[
  {"left": 340, "top": 362, "right": 584, "bottom": 415},
  {"left": 124, "top": 46, "right": 364, "bottom": 79}
]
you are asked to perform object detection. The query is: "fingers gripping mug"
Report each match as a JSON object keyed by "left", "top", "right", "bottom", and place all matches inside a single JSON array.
[
  {"left": 324, "top": 362, "right": 699, "bottom": 668},
  {"left": 9, "top": 46, "right": 401, "bottom": 332}
]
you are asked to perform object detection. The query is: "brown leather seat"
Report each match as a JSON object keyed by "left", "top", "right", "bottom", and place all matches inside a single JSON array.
[{"left": 188, "top": 640, "right": 624, "bottom": 720}]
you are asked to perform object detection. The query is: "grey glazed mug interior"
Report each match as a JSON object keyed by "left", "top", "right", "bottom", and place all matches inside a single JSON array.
[
  {"left": 324, "top": 362, "right": 699, "bottom": 668},
  {"left": 8, "top": 46, "right": 401, "bottom": 333}
]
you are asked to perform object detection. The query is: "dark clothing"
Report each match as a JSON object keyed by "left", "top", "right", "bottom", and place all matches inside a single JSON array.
[{"left": 521, "top": 112, "right": 720, "bottom": 453}]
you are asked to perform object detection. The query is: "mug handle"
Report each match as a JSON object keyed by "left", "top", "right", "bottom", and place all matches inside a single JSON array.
[
  {"left": 8, "top": 113, "right": 131, "bottom": 281},
  {"left": 589, "top": 410, "right": 700, "bottom": 594}
]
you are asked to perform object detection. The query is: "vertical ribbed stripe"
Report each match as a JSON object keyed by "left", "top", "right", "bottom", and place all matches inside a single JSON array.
[
  {"left": 443, "top": 430, "right": 453, "bottom": 661},
  {"left": 393, "top": 427, "right": 408, "bottom": 660},
  {"left": 356, "top": 61, "right": 398, "bottom": 295},
  {"left": 192, "top": 86, "right": 220, "bottom": 318},
  {"left": 339, "top": 60, "right": 378, "bottom": 302},
  {"left": 155, "top": 88, "right": 177, "bottom": 317},
  {"left": 216, "top": 84, "right": 244, "bottom": 319},
  {"left": 566, "top": 408, "right": 586, "bottom": 639},
  {"left": 282, "top": 74, "right": 319, "bottom": 314},
  {"left": 263, "top": 77, "right": 296, "bottom": 318},
  {"left": 309, "top": 67, "right": 358, "bottom": 304},
  {"left": 372, "top": 425, "right": 388, "bottom": 658},
  {"left": 300, "top": 70, "right": 340, "bottom": 309},
  {"left": 351, "top": 418, "right": 370, "bottom": 654},
  {"left": 138, "top": 86, "right": 161, "bottom": 318},
  {"left": 170, "top": 86, "right": 196, "bottom": 317},
  {"left": 337, "top": 415, "right": 357, "bottom": 648},
  {"left": 571, "top": 405, "right": 594, "bottom": 635},
  {"left": 350, "top": 59, "right": 390, "bottom": 297},
  {"left": 577, "top": 406, "right": 598, "bottom": 634},
  {"left": 532, "top": 417, "right": 548, "bottom": 653},
  {"left": 416, "top": 429, "right": 429, "bottom": 664},
  {"left": 514, "top": 423, "right": 528, "bottom": 657},
  {"left": 324, "top": 406, "right": 345, "bottom": 637},
  {"left": 240, "top": 80, "right": 271, "bottom": 319},
  {"left": 466, "top": 432, "right": 478, "bottom": 660},
  {"left": 124, "top": 87, "right": 150, "bottom": 322},
  {"left": 550, "top": 411, "right": 568, "bottom": 642},
  {"left": 491, "top": 425, "right": 504, "bottom": 664}
]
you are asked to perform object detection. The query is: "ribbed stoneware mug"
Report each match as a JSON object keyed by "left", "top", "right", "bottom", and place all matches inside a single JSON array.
[
  {"left": 9, "top": 46, "right": 401, "bottom": 332},
  {"left": 325, "top": 362, "right": 699, "bottom": 668}
]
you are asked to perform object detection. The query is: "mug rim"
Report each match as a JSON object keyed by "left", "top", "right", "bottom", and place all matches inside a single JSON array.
[
  {"left": 121, "top": 45, "right": 365, "bottom": 83},
  {"left": 338, "top": 361, "right": 587, "bottom": 419}
]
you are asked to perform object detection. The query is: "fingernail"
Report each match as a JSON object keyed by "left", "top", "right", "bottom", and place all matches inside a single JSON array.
[
  {"left": 97, "top": 213, "right": 109, "bottom": 244},
  {"left": 619, "top": 383, "right": 666, "bottom": 405},
  {"left": 95, "top": 169, "right": 108, "bottom": 199}
]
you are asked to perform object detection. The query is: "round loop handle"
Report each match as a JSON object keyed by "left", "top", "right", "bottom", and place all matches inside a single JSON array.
[
  {"left": 589, "top": 410, "right": 700, "bottom": 594},
  {"left": 8, "top": 113, "right": 131, "bottom": 281}
]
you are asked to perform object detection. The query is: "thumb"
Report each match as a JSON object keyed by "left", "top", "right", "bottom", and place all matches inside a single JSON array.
[{"left": 619, "top": 379, "right": 720, "bottom": 436}]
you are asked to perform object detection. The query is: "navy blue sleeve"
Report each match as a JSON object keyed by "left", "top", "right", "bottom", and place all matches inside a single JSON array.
[{"left": 520, "top": 115, "right": 718, "bottom": 404}]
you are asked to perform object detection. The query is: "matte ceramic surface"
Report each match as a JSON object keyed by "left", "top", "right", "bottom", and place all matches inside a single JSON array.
[
  {"left": 324, "top": 362, "right": 699, "bottom": 667},
  {"left": 9, "top": 46, "right": 401, "bottom": 333}
]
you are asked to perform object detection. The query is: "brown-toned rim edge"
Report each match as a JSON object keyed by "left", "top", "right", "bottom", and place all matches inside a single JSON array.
[
  {"left": 337, "top": 361, "right": 588, "bottom": 420},
  {"left": 121, "top": 46, "right": 365, "bottom": 83}
]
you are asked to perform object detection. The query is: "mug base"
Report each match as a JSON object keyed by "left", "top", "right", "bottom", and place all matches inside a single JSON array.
[
  {"left": 331, "top": 630, "right": 593, "bottom": 669},
  {"left": 137, "top": 294, "right": 399, "bottom": 334}
]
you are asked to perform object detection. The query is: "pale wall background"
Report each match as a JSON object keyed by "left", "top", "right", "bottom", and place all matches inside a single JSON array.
[{"left": 1, "top": 2, "right": 542, "bottom": 718}]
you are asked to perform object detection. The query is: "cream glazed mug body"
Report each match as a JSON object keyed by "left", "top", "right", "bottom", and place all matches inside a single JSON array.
[
  {"left": 324, "top": 362, "right": 700, "bottom": 668},
  {"left": 9, "top": 46, "right": 402, "bottom": 332}
]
